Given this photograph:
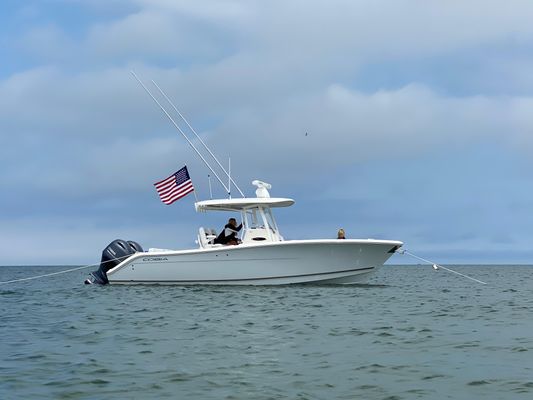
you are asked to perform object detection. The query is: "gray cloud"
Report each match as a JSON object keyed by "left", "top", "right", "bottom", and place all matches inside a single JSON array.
[
  {"left": 3, "top": 0, "right": 533, "bottom": 263},
  {"left": 1, "top": 63, "right": 532, "bottom": 197}
]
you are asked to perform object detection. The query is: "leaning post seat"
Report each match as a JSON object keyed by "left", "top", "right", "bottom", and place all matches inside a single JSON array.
[
  {"left": 198, "top": 227, "right": 221, "bottom": 248},
  {"left": 206, "top": 228, "right": 217, "bottom": 244}
]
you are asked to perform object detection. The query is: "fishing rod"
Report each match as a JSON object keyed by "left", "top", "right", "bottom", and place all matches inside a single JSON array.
[
  {"left": 131, "top": 71, "right": 235, "bottom": 197},
  {"left": 151, "top": 80, "right": 245, "bottom": 197}
]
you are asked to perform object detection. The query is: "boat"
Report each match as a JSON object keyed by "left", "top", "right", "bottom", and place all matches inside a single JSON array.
[
  {"left": 87, "top": 181, "right": 402, "bottom": 285},
  {"left": 85, "top": 74, "right": 403, "bottom": 285}
]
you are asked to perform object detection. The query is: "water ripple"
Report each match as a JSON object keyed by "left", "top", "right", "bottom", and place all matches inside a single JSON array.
[{"left": 1, "top": 265, "right": 532, "bottom": 399}]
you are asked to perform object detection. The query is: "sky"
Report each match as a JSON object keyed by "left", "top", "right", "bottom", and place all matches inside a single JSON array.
[{"left": 1, "top": 0, "right": 533, "bottom": 265}]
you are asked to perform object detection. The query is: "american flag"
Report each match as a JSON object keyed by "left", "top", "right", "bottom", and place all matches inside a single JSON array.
[{"left": 154, "top": 166, "right": 194, "bottom": 205}]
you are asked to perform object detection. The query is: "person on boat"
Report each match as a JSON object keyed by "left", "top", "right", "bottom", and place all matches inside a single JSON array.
[
  {"left": 337, "top": 228, "right": 346, "bottom": 239},
  {"left": 215, "top": 218, "right": 243, "bottom": 245}
]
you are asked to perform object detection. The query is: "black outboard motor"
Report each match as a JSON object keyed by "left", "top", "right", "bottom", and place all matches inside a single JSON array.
[{"left": 86, "top": 239, "right": 143, "bottom": 285}]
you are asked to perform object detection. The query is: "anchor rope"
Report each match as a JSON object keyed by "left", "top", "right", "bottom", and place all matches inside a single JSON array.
[
  {"left": 396, "top": 249, "right": 487, "bottom": 285},
  {"left": 0, "top": 255, "right": 131, "bottom": 285}
]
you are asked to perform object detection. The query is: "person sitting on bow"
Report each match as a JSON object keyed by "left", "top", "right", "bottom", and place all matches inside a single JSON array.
[{"left": 215, "top": 218, "right": 243, "bottom": 245}]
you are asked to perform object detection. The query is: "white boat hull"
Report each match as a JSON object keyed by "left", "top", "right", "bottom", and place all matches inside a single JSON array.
[{"left": 106, "top": 239, "right": 402, "bottom": 285}]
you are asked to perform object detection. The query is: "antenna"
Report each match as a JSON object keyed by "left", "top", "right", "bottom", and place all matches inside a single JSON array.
[
  {"left": 208, "top": 174, "right": 213, "bottom": 199},
  {"left": 131, "top": 71, "right": 232, "bottom": 195},
  {"left": 151, "top": 79, "right": 245, "bottom": 198},
  {"left": 228, "top": 157, "right": 231, "bottom": 199}
]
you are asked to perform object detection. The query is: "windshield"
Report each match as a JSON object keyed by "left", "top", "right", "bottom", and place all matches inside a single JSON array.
[{"left": 242, "top": 207, "right": 277, "bottom": 233}]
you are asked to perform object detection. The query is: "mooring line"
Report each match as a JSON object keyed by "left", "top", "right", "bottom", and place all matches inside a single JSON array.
[
  {"left": 0, "top": 255, "right": 130, "bottom": 285},
  {"left": 0, "top": 264, "right": 97, "bottom": 285},
  {"left": 396, "top": 249, "right": 487, "bottom": 285}
]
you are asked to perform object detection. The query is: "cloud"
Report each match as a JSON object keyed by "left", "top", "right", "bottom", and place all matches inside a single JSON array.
[
  {"left": 42, "top": 0, "right": 533, "bottom": 86},
  {"left": 3, "top": 0, "right": 533, "bottom": 264},
  {"left": 206, "top": 83, "right": 522, "bottom": 184},
  {"left": 16, "top": 24, "right": 77, "bottom": 62},
  {"left": 85, "top": 1, "right": 250, "bottom": 65},
  {"left": 87, "top": 11, "right": 180, "bottom": 60},
  {"left": 1, "top": 61, "right": 533, "bottom": 200}
]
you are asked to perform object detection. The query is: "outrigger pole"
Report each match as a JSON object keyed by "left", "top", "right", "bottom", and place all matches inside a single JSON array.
[
  {"left": 131, "top": 71, "right": 244, "bottom": 198},
  {"left": 151, "top": 80, "right": 245, "bottom": 197}
]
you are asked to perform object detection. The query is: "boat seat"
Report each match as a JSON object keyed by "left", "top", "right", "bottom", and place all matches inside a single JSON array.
[
  {"left": 206, "top": 228, "right": 217, "bottom": 243},
  {"left": 198, "top": 227, "right": 209, "bottom": 248},
  {"left": 198, "top": 227, "right": 219, "bottom": 248}
]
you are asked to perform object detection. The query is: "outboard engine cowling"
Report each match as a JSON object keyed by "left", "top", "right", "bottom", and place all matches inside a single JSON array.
[
  {"left": 86, "top": 239, "right": 143, "bottom": 285},
  {"left": 127, "top": 240, "right": 143, "bottom": 253}
]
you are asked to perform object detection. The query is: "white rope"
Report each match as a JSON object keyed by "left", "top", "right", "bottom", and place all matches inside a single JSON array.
[
  {"left": 396, "top": 249, "right": 487, "bottom": 285},
  {"left": 0, "top": 255, "right": 131, "bottom": 285}
]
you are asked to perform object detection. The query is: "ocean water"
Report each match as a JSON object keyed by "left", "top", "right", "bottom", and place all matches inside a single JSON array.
[{"left": 1, "top": 265, "right": 532, "bottom": 400}]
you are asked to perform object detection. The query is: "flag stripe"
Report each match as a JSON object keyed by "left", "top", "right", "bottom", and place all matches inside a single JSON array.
[
  {"left": 159, "top": 179, "right": 193, "bottom": 197},
  {"left": 154, "top": 166, "right": 195, "bottom": 205},
  {"left": 155, "top": 174, "right": 177, "bottom": 188},
  {"left": 159, "top": 182, "right": 194, "bottom": 203},
  {"left": 158, "top": 182, "right": 181, "bottom": 196},
  {"left": 155, "top": 179, "right": 175, "bottom": 192},
  {"left": 161, "top": 186, "right": 194, "bottom": 204},
  {"left": 159, "top": 182, "right": 194, "bottom": 201},
  {"left": 162, "top": 187, "right": 194, "bottom": 204},
  {"left": 154, "top": 174, "right": 177, "bottom": 186}
]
